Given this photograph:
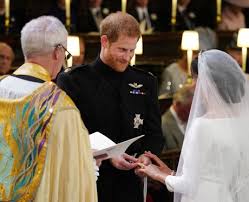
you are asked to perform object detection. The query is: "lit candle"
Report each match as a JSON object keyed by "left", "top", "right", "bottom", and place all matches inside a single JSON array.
[
  {"left": 67, "top": 36, "right": 80, "bottom": 56},
  {"left": 4, "top": 0, "right": 10, "bottom": 28},
  {"left": 216, "top": 0, "right": 222, "bottom": 23},
  {"left": 135, "top": 36, "right": 143, "bottom": 55},
  {"left": 121, "top": 0, "right": 127, "bottom": 13},
  {"left": 181, "top": 31, "right": 199, "bottom": 82},
  {"left": 171, "top": 0, "right": 177, "bottom": 25},
  {"left": 65, "top": 0, "right": 71, "bottom": 28},
  {"left": 242, "top": 47, "right": 247, "bottom": 72},
  {"left": 130, "top": 54, "right": 136, "bottom": 66},
  {"left": 67, "top": 56, "right": 73, "bottom": 68},
  {"left": 237, "top": 28, "right": 249, "bottom": 72}
]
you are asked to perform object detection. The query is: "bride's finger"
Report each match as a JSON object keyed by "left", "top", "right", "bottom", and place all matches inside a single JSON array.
[{"left": 144, "top": 153, "right": 165, "bottom": 167}]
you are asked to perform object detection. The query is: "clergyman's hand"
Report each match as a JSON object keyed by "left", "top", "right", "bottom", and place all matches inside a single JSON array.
[{"left": 110, "top": 153, "right": 138, "bottom": 170}]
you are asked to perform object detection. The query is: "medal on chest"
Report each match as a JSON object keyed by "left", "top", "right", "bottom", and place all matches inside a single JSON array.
[
  {"left": 133, "top": 114, "right": 144, "bottom": 128},
  {"left": 129, "top": 82, "right": 146, "bottom": 95}
]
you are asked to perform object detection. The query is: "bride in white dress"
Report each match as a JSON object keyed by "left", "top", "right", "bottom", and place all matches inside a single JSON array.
[{"left": 138, "top": 49, "right": 249, "bottom": 202}]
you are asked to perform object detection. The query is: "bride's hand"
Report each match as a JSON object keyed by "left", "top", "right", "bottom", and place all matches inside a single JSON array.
[
  {"left": 137, "top": 151, "right": 173, "bottom": 184},
  {"left": 144, "top": 151, "right": 172, "bottom": 174},
  {"left": 138, "top": 163, "right": 169, "bottom": 184}
]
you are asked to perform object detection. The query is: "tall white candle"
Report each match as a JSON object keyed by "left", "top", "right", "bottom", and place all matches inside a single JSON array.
[
  {"left": 171, "top": 0, "right": 177, "bottom": 25},
  {"left": 122, "top": 0, "right": 127, "bottom": 13},
  {"left": 5, "top": 0, "right": 10, "bottom": 27},
  {"left": 216, "top": 0, "right": 222, "bottom": 23},
  {"left": 65, "top": 0, "right": 71, "bottom": 27},
  {"left": 242, "top": 47, "right": 247, "bottom": 72}
]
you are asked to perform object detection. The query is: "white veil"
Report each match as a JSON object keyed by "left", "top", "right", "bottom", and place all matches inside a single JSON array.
[{"left": 174, "top": 49, "right": 249, "bottom": 202}]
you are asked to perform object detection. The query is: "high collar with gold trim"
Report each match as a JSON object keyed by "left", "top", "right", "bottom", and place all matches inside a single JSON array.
[{"left": 13, "top": 63, "right": 51, "bottom": 82}]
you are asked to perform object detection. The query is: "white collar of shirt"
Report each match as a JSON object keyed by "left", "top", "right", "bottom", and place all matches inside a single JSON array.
[
  {"left": 177, "top": 5, "right": 187, "bottom": 13},
  {"left": 90, "top": 7, "right": 102, "bottom": 29},
  {"left": 90, "top": 7, "right": 101, "bottom": 15},
  {"left": 136, "top": 7, "right": 149, "bottom": 21},
  {"left": 170, "top": 106, "right": 186, "bottom": 134}
]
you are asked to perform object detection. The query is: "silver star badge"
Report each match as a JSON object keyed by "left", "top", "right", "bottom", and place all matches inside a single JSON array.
[{"left": 133, "top": 114, "right": 144, "bottom": 129}]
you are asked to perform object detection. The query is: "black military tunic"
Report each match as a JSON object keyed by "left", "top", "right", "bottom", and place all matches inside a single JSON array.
[{"left": 57, "top": 57, "right": 164, "bottom": 202}]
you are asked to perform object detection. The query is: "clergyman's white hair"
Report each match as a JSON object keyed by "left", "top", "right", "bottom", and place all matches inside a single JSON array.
[{"left": 21, "top": 16, "right": 68, "bottom": 58}]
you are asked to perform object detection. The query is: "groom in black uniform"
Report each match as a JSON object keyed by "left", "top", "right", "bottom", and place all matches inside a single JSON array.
[{"left": 57, "top": 12, "right": 164, "bottom": 202}]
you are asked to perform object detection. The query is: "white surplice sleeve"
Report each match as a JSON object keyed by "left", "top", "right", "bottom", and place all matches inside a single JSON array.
[{"left": 34, "top": 108, "right": 98, "bottom": 202}]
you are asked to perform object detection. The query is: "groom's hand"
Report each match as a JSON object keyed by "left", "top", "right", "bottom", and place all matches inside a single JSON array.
[{"left": 110, "top": 153, "right": 138, "bottom": 170}]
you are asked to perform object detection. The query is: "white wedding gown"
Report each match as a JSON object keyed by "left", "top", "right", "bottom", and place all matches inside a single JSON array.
[{"left": 166, "top": 117, "right": 249, "bottom": 202}]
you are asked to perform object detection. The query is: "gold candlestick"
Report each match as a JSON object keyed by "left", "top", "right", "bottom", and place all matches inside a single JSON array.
[
  {"left": 5, "top": 0, "right": 10, "bottom": 30},
  {"left": 171, "top": 0, "right": 177, "bottom": 26},
  {"left": 186, "top": 49, "right": 194, "bottom": 79},
  {"left": 242, "top": 47, "right": 247, "bottom": 72},
  {"left": 216, "top": 0, "right": 222, "bottom": 24},
  {"left": 65, "top": 0, "right": 71, "bottom": 30},
  {"left": 121, "top": 0, "right": 127, "bottom": 13}
]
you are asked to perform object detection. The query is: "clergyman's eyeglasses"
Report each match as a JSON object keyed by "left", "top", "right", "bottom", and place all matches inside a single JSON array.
[{"left": 55, "top": 44, "right": 72, "bottom": 61}]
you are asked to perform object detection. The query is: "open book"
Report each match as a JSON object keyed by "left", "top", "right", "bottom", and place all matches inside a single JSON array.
[{"left": 90, "top": 132, "right": 144, "bottom": 159}]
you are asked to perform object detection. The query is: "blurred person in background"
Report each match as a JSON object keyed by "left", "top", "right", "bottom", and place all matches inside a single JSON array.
[
  {"left": 0, "top": 42, "right": 15, "bottom": 75},
  {"left": 225, "top": 36, "right": 242, "bottom": 67},
  {"left": 160, "top": 27, "right": 216, "bottom": 96},
  {"left": 159, "top": 51, "right": 190, "bottom": 96},
  {"left": 0, "top": 0, "right": 25, "bottom": 34},
  {"left": 78, "top": 0, "right": 110, "bottom": 32},
  {"left": 175, "top": 0, "right": 196, "bottom": 30},
  {"left": 217, "top": 0, "right": 249, "bottom": 31},
  {"left": 47, "top": 0, "right": 77, "bottom": 32},
  {"left": 127, "top": 0, "right": 159, "bottom": 33},
  {"left": 161, "top": 84, "right": 195, "bottom": 151}
]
